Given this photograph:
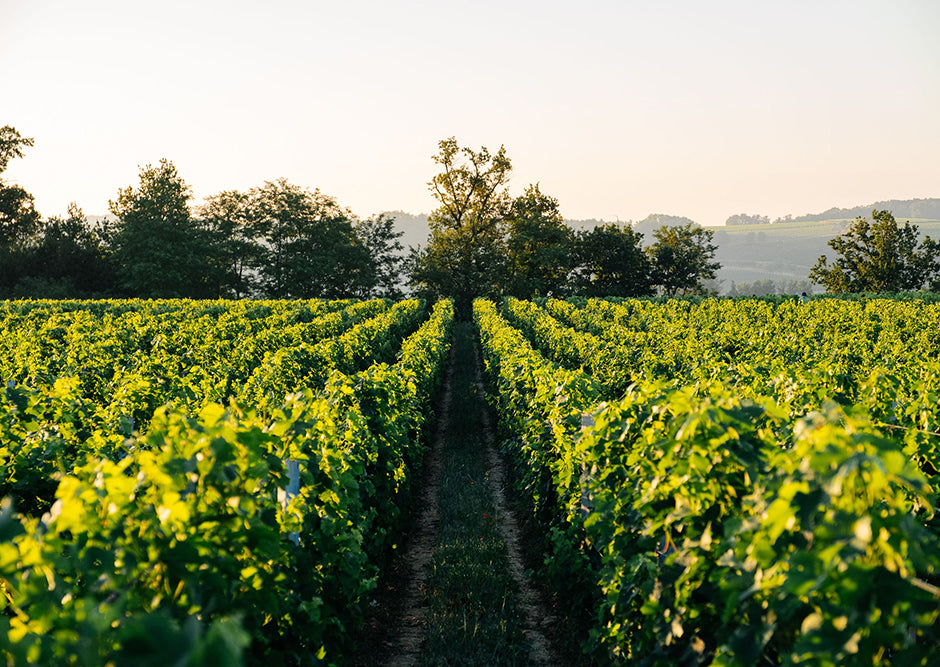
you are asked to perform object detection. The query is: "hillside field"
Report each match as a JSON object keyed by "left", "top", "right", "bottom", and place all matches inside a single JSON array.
[{"left": 712, "top": 218, "right": 940, "bottom": 291}]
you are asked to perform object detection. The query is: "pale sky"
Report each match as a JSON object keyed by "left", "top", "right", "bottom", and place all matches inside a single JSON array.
[{"left": 3, "top": 0, "right": 939, "bottom": 226}]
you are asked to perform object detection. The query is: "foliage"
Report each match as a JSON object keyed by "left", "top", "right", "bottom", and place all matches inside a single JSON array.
[
  {"left": 572, "top": 223, "right": 652, "bottom": 297},
  {"left": 728, "top": 278, "right": 814, "bottom": 297},
  {"left": 475, "top": 296, "right": 940, "bottom": 664},
  {"left": 198, "top": 190, "right": 263, "bottom": 299},
  {"left": 0, "top": 126, "right": 34, "bottom": 175},
  {"left": 108, "top": 159, "right": 219, "bottom": 298},
  {"left": 15, "top": 203, "right": 115, "bottom": 296},
  {"left": 354, "top": 213, "right": 405, "bottom": 299},
  {"left": 0, "top": 184, "right": 41, "bottom": 253},
  {"left": 0, "top": 297, "right": 454, "bottom": 665},
  {"left": 503, "top": 184, "right": 575, "bottom": 299},
  {"left": 0, "top": 126, "right": 41, "bottom": 290},
  {"left": 809, "top": 209, "right": 940, "bottom": 293},
  {"left": 580, "top": 395, "right": 940, "bottom": 665},
  {"left": 646, "top": 223, "right": 721, "bottom": 296},
  {"left": 411, "top": 137, "right": 513, "bottom": 315},
  {"left": 246, "top": 179, "right": 371, "bottom": 299}
]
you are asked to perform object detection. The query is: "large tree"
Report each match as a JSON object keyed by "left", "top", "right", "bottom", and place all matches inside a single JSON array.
[
  {"left": 410, "top": 137, "right": 513, "bottom": 315},
  {"left": 22, "top": 203, "right": 115, "bottom": 296},
  {"left": 809, "top": 209, "right": 940, "bottom": 293},
  {"left": 247, "top": 179, "right": 370, "bottom": 299},
  {"left": 354, "top": 213, "right": 405, "bottom": 299},
  {"left": 503, "top": 184, "right": 574, "bottom": 298},
  {"left": 572, "top": 223, "right": 652, "bottom": 297},
  {"left": 0, "top": 126, "right": 42, "bottom": 293},
  {"left": 0, "top": 126, "right": 40, "bottom": 250},
  {"left": 198, "top": 189, "right": 262, "bottom": 298},
  {"left": 109, "top": 159, "right": 217, "bottom": 298},
  {"left": 647, "top": 223, "right": 720, "bottom": 296}
]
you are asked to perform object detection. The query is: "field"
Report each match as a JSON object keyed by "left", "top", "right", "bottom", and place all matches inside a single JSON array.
[
  {"left": 711, "top": 218, "right": 940, "bottom": 288},
  {"left": 480, "top": 296, "right": 940, "bottom": 664},
  {"left": 3, "top": 295, "right": 940, "bottom": 665},
  {"left": 0, "top": 298, "right": 453, "bottom": 665}
]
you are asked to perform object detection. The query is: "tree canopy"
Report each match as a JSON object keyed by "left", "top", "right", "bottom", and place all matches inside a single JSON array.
[
  {"left": 647, "top": 223, "right": 720, "bottom": 296},
  {"left": 355, "top": 213, "right": 405, "bottom": 299},
  {"left": 0, "top": 126, "right": 41, "bottom": 252},
  {"left": 809, "top": 210, "right": 940, "bottom": 293},
  {"left": 411, "top": 137, "right": 513, "bottom": 314},
  {"left": 503, "top": 184, "right": 574, "bottom": 298},
  {"left": 0, "top": 126, "right": 43, "bottom": 294},
  {"left": 0, "top": 128, "right": 737, "bottom": 302},
  {"left": 0, "top": 126, "right": 34, "bottom": 174},
  {"left": 573, "top": 223, "right": 652, "bottom": 297},
  {"left": 108, "top": 159, "right": 217, "bottom": 298},
  {"left": 247, "top": 179, "right": 371, "bottom": 299},
  {"left": 22, "top": 203, "right": 114, "bottom": 296}
]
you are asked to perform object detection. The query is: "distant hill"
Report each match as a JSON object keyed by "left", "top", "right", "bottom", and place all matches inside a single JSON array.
[
  {"left": 775, "top": 198, "right": 940, "bottom": 224},
  {"left": 713, "top": 199, "right": 940, "bottom": 293},
  {"left": 383, "top": 210, "right": 430, "bottom": 251},
  {"left": 382, "top": 200, "right": 940, "bottom": 295},
  {"left": 567, "top": 213, "right": 698, "bottom": 237}
]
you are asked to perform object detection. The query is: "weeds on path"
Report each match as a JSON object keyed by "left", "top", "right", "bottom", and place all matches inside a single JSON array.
[{"left": 419, "top": 322, "right": 532, "bottom": 665}]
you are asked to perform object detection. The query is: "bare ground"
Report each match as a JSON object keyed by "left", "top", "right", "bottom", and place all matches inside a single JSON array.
[
  {"left": 351, "top": 339, "right": 454, "bottom": 666},
  {"left": 472, "top": 343, "right": 561, "bottom": 666}
]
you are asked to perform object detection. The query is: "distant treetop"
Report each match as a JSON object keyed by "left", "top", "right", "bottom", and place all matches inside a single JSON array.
[
  {"left": 776, "top": 198, "right": 940, "bottom": 224},
  {"left": 725, "top": 213, "right": 770, "bottom": 226}
]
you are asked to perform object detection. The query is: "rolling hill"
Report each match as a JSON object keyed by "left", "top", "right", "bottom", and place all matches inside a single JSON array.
[{"left": 380, "top": 199, "right": 940, "bottom": 296}]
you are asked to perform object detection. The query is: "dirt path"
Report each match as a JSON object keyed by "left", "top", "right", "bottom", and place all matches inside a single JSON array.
[
  {"left": 352, "top": 336, "right": 454, "bottom": 667},
  {"left": 382, "top": 339, "right": 454, "bottom": 667},
  {"left": 473, "top": 344, "right": 558, "bottom": 665},
  {"left": 353, "top": 324, "right": 561, "bottom": 665}
]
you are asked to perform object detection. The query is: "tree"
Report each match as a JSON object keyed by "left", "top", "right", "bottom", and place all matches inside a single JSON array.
[
  {"left": 572, "top": 223, "right": 652, "bottom": 297},
  {"left": 0, "top": 125, "right": 34, "bottom": 174},
  {"left": 503, "top": 184, "right": 575, "bottom": 298},
  {"left": 109, "top": 159, "right": 217, "bottom": 298},
  {"left": 22, "top": 203, "right": 115, "bottom": 296},
  {"left": 198, "top": 190, "right": 262, "bottom": 298},
  {"left": 247, "top": 179, "right": 370, "bottom": 299},
  {"left": 0, "top": 126, "right": 41, "bottom": 250},
  {"left": 647, "top": 223, "right": 720, "bottom": 296},
  {"left": 0, "top": 126, "right": 42, "bottom": 293},
  {"left": 0, "top": 184, "right": 41, "bottom": 250},
  {"left": 809, "top": 209, "right": 940, "bottom": 293},
  {"left": 725, "top": 213, "right": 770, "bottom": 226},
  {"left": 354, "top": 213, "right": 404, "bottom": 299},
  {"left": 411, "top": 137, "right": 513, "bottom": 316}
]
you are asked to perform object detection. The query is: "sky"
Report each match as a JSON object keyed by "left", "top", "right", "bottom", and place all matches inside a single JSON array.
[{"left": 2, "top": 0, "right": 939, "bottom": 226}]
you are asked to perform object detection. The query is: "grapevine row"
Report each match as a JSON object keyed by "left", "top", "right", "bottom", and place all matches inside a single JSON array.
[
  {"left": 1, "top": 299, "right": 454, "bottom": 665},
  {"left": 475, "top": 298, "right": 940, "bottom": 665}
]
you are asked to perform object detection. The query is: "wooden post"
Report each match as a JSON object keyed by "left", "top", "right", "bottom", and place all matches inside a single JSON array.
[
  {"left": 580, "top": 412, "right": 594, "bottom": 520},
  {"left": 278, "top": 459, "right": 301, "bottom": 545}
]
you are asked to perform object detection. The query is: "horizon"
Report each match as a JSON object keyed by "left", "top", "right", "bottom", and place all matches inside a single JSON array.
[{"left": 3, "top": 1, "right": 939, "bottom": 226}]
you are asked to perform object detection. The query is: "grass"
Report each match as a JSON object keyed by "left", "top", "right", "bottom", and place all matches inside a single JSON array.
[{"left": 418, "top": 321, "right": 533, "bottom": 665}]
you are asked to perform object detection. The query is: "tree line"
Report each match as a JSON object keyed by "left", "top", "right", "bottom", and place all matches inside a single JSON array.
[
  {"left": 0, "top": 128, "right": 405, "bottom": 300},
  {"left": 405, "top": 137, "right": 720, "bottom": 315},
  {"left": 0, "top": 129, "right": 722, "bottom": 307}
]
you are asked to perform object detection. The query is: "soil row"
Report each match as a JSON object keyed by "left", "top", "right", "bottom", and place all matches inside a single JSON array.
[{"left": 353, "top": 323, "right": 561, "bottom": 665}]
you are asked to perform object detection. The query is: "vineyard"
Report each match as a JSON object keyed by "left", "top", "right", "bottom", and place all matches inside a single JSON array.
[
  {"left": 477, "top": 296, "right": 940, "bottom": 665},
  {"left": 2, "top": 295, "right": 940, "bottom": 665},
  {"left": 0, "top": 297, "right": 454, "bottom": 665}
]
